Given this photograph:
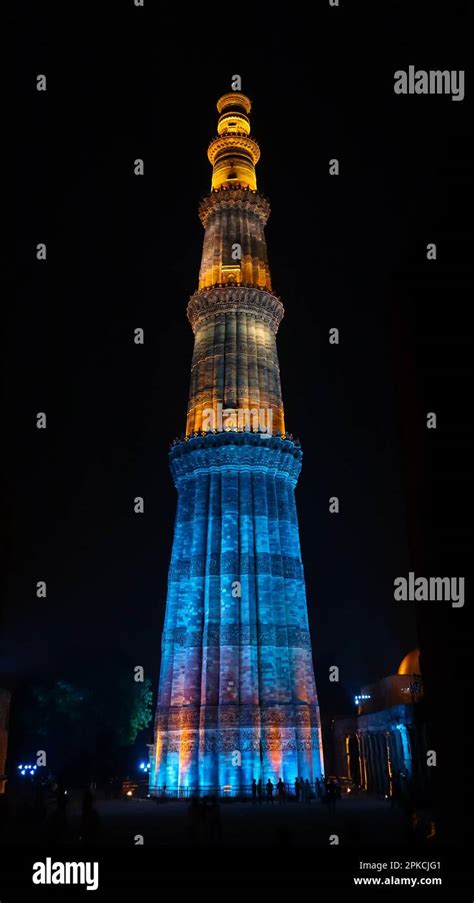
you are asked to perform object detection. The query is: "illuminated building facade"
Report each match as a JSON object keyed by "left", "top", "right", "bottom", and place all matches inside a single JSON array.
[
  {"left": 331, "top": 650, "right": 426, "bottom": 797},
  {"left": 149, "top": 91, "right": 324, "bottom": 795}
]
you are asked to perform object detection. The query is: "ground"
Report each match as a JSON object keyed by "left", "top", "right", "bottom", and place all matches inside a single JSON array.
[{"left": 3, "top": 790, "right": 411, "bottom": 848}]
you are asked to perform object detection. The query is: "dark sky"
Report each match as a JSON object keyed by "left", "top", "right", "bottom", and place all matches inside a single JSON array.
[{"left": 6, "top": 2, "right": 473, "bottom": 723}]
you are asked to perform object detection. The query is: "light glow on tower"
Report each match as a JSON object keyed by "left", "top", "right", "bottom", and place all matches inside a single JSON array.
[{"left": 150, "top": 89, "right": 324, "bottom": 796}]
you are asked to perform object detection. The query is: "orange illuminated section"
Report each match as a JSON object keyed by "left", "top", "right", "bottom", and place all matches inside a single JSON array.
[
  {"left": 266, "top": 728, "right": 283, "bottom": 778},
  {"left": 397, "top": 649, "right": 420, "bottom": 676},
  {"left": 178, "top": 730, "right": 195, "bottom": 788},
  {"left": 198, "top": 92, "right": 272, "bottom": 292},
  {"left": 209, "top": 92, "right": 260, "bottom": 191},
  {"left": 185, "top": 310, "right": 286, "bottom": 438},
  {"left": 185, "top": 90, "right": 286, "bottom": 438}
]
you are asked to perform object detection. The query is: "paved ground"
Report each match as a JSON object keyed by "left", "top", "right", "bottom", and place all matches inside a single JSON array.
[
  {"left": 98, "top": 796, "right": 408, "bottom": 847},
  {"left": 3, "top": 792, "right": 410, "bottom": 848}
]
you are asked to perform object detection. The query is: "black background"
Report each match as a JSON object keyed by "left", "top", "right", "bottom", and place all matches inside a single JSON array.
[{"left": 6, "top": 0, "right": 474, "bottom": 893}]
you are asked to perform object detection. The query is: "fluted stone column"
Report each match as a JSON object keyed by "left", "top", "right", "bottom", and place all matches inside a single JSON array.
[{"left": 150, "top": 91, "right": 324, "bottom": 796}]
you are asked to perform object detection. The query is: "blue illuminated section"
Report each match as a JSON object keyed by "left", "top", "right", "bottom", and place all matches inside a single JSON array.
[
  {"left": 149, "top": 433, "right": 324, "bottom": 795},
  {"left": 395, "top": 722, "right": 413, "bottom": 776}
]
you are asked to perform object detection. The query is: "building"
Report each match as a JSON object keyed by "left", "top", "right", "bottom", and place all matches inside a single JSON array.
[
  {"left": 149, "top": 90, "right": 324, "bottom": 796},
  {"left": 331, "top": 649, "right": 426, "bottom": 797}
]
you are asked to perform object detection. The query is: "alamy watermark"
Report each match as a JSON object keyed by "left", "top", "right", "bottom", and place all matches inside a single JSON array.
[
  {"left": 394, "top": 573, "right": 465, "bottom": 608},
  {"left": 202, "top": 403, "right": 273, "bottom": 436},
  {"left": 394, "top": 66, "right": 465, "bottom": 102},
  {"left": 32, "top": 858, "right": 99, "bottom": 891}
]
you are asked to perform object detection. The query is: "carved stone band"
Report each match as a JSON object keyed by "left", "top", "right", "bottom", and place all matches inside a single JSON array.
[
  {"left": 199, "top": 187, "right": 271, "bottom": 227},
  {"left": 169, "top": 432, "right": 303, "bottom": 487},
  {"left": 187, "top": 286, "right": 284, "bottom": 334}
]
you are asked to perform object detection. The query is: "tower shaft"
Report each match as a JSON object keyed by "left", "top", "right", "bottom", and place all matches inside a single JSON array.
[{"left": 150, "top": 91, "right": 323, "bottom": 795}]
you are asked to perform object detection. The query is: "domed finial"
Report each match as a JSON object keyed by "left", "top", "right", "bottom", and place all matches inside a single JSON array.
[{"left": 208, "top": 91, "right": 260, "bottom": 191}]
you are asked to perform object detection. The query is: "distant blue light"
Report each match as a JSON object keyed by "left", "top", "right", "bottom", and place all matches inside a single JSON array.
[
  {"left": 19, "top": 763, "right": 37, "bottom": 774},
  {"left": 355, "top": 693, "right": 371, "bottom": 704}
]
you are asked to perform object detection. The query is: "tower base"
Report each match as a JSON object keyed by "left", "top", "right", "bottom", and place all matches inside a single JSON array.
[{"left": 150, "top": 433, "right": 324, "bottom": 796}]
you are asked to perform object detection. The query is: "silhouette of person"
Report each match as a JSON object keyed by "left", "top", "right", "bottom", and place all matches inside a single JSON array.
[
  {"left": 327, "top": 779, "right": 337, "bottom": 812},
  {"left": 252, "top": 779, "right": 257, "bottom": 803},
  {"left": 322, "top": 776, "right": 329, "bottom": 805},
  {"left": 294, "top": 777, "right": 300, "bottom": 801},
  {"left": 266, "top": 779, "right": 274, "bottom": 804},
  {"left": 304, "top": 778, "right": 312, "bottom": 804},
  {"left": 315, "top": 777, "right": 323, "bottom": 802},
  {"left": 257, "top": 779, "right": 263, "bottom": 803},
  {"left": 277, "top": 778, "right": 285, "bottom": 804}
]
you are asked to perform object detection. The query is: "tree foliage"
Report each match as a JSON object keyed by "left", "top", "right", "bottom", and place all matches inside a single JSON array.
[{"left": 16, "top": 674, "right": 154, "bottom": 773}]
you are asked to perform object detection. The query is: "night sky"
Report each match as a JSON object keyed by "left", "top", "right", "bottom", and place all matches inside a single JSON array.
[{"left": 7, "top": 1, "right": 473, "bottom": 733}]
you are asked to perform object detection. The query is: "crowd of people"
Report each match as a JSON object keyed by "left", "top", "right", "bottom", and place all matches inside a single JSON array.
[{"left": 250, "top": 775, "right": 342, "bottom": 809}]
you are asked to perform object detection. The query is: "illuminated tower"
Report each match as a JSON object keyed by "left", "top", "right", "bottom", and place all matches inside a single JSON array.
[{"left": 149, "top": 91, "right": 324, "bottom": 795}]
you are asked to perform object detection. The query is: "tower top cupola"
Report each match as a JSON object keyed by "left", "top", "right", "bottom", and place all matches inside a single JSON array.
[{"left": 208, "top": 92, "right": 260, "bottom": 191}]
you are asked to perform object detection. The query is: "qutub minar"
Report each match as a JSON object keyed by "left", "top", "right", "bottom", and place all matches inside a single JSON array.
[{"left": 149, "top": 89, "right": 324, "bottom": 795}]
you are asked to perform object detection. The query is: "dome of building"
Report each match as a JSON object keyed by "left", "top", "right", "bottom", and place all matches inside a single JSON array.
[{"left": 398, "top": 648, "right": 420, "bottom": 675}]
